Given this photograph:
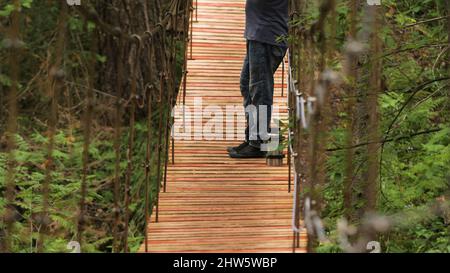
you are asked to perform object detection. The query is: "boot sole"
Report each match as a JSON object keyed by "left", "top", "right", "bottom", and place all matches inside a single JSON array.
[
  {"left": 228, "top": 152, "right": 267, "bottom": 159},
  {"left": 226, "top": 147, "right": 236, "bottom": 153},
  {"left": 227, "top": 143, "right": 249, "bottom": 154}
]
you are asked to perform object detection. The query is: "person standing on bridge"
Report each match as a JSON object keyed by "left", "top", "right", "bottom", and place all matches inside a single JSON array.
[{"left": 228, "top": 0, "right": 289, "bottom": 158}]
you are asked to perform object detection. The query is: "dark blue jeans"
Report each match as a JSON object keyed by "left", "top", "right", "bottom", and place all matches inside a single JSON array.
[{"left": 240, "top": 40, "right": 287, "bottom": 147}]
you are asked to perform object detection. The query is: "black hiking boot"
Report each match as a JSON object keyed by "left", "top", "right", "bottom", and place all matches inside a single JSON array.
[
  {"left": 229, "top": 143, "right": 266, "bottom": 158},
  {"left": 227, "top": 141, "right": 249, "bottom": 154}
]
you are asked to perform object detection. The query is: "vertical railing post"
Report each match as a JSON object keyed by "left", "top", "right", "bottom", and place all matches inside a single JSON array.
[
  {"left": 195, "top": 0, "right": 199, "bottom": 22},
  {"left": 281, "top": 60, "right": 285, "bottom": 97},
  {"left": 189, "top": 0, "right": 194, "bottom": 60},
  {"left": 181, "top": 0, "right": 191, "bottom": 148}
]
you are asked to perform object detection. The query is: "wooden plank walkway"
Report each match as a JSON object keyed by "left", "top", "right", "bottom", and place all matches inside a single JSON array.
[{"left": 140, "top": 0, "right": 307, "bottom": 253}]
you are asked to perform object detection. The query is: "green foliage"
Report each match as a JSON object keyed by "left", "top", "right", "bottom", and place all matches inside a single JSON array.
[
  {"left": 0, "top": 0, "right": 33, "bottom": 17},
  {"left": 299, "top": 0, "right": 450, "bottom": 253},
  {"left": 0, "top": 0, "right": 180, "bottom": 253},
  {"left": 2, "top": 0, "right": 449, "bottom": 254},
  {"left": 0, "top": 122, "right": 162, "bottom": 252}
]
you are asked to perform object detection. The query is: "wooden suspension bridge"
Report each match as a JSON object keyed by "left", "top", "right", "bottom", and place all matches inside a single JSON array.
[
  {"left": 139, "top": 0, "right": 307, "bottom": 253},
  {"left": 3, "top": 0, "right": 446, "bottom": 255}
]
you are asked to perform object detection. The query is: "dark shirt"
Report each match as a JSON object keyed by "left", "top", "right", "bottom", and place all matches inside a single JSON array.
[{"left": 245, "top": 0, "right": 289, "bottom": 48}]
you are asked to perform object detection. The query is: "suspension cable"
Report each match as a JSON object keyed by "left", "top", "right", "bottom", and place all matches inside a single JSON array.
[
  {"left": 155, "top": 31, "right": 167, "bottom": 223},
  {"left": 144, "top": 38, "right": 155, "bottom": 253},
  {"left": 123, "top": 36, "right": 142, "bottom": 252}
]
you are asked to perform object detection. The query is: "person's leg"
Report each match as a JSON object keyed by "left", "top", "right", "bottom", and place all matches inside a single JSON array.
[
  {"left": 227, "top": 44, "right": 250, "bottom": 153},
  {"left": 230, "top": 41, "right": 286, "bottom": 158},
  {"left": 247, "top": 40, "right": 286, "bottom": 149},
  {"left": 240, "top": 46, "right": 251, "bottom": 142}
]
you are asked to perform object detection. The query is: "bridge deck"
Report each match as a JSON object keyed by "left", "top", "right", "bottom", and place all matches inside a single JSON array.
[{"left": 140, "top": 0, "right": 307, "bottom": 253}]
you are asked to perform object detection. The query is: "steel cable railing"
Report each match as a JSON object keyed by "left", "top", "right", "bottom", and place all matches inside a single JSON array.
[{"left": 286, "top": 50, "right": 306, "bottom": 252}]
